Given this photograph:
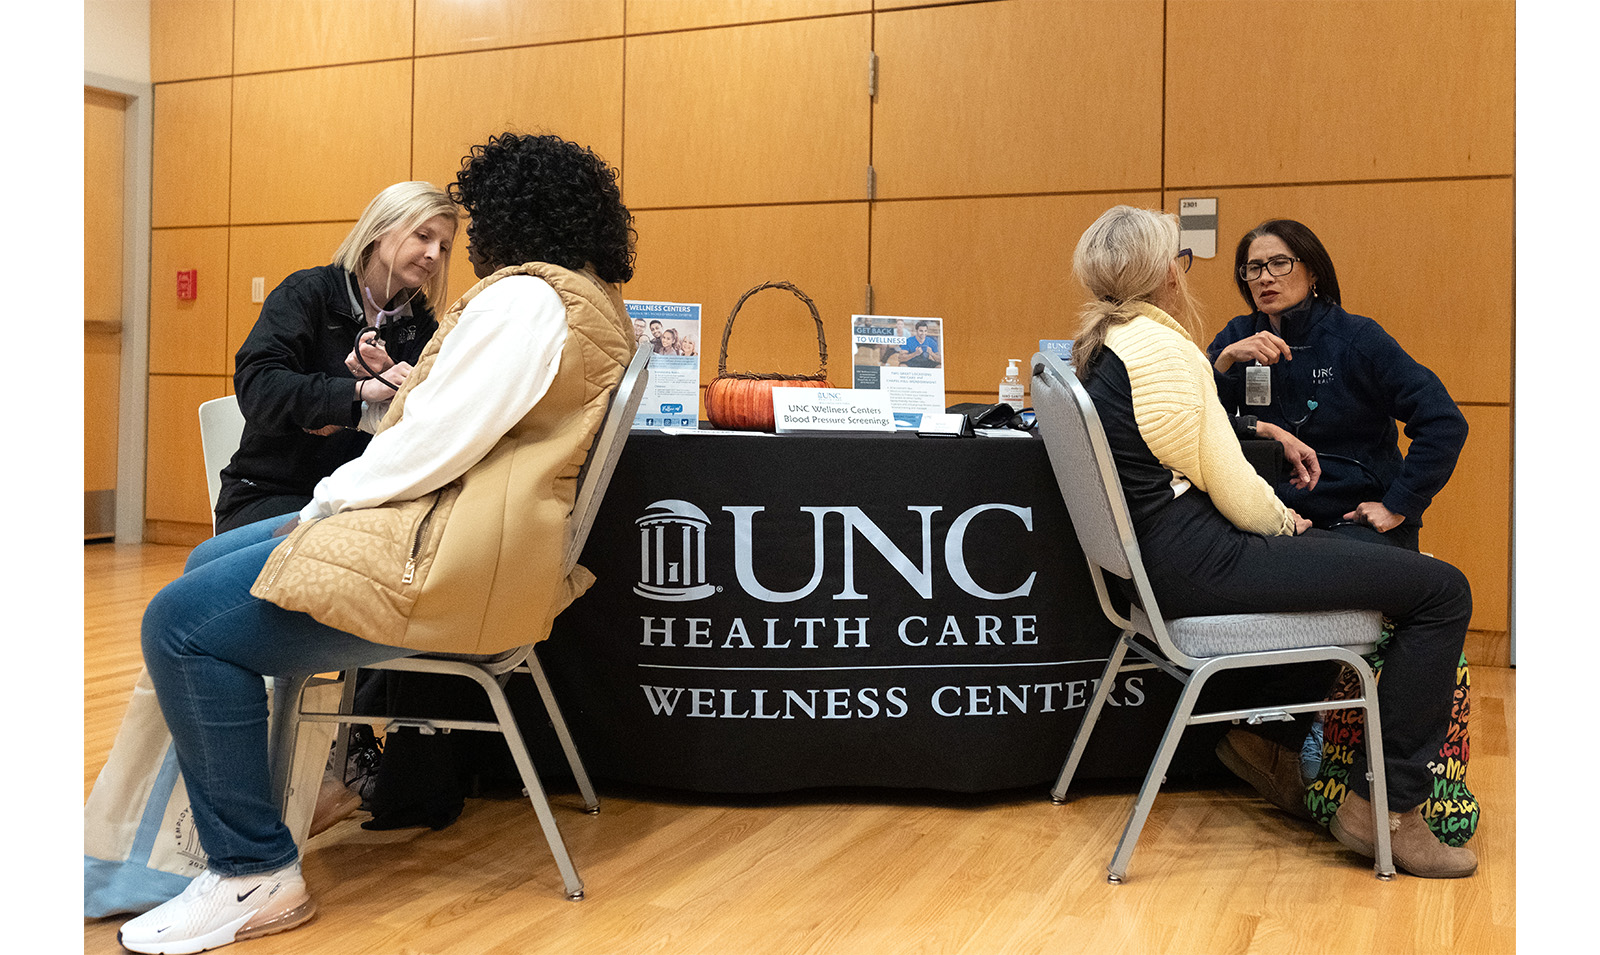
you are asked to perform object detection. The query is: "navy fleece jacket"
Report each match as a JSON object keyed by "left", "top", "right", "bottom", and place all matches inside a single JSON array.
[{"left": 1207, "top": 296, "right": 1466, "bottom": 528}]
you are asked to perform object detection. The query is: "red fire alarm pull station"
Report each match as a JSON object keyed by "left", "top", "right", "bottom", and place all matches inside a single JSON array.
[{"left": 177, "top": 269, "right": 198, "bottom": 301}]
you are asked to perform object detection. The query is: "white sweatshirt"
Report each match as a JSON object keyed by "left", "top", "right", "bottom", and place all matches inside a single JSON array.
[{"left": 301, "top": 275, "right": 569, "bottom": 520}]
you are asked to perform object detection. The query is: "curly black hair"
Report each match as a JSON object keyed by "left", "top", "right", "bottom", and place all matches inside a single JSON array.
[{"left": 449, "top": 133, "right": 636, "bottom": 283}]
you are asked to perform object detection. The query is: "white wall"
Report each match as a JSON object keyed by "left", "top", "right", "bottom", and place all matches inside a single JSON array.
[{"left": 86, "top": 0, "right": 151, "bottom": 84}]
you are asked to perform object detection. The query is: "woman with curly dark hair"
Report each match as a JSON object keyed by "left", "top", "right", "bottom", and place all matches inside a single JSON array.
[
  {"left": 451, "top": 132, "right": 634, "bottom": 284},
  {"left": 112, "top": 133, "right": 637, "bottom": 954}
]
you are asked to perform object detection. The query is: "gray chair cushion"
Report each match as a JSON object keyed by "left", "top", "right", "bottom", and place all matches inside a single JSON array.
[{"left": 1130, "top": 604, "right": 1382, "bottom": 658}]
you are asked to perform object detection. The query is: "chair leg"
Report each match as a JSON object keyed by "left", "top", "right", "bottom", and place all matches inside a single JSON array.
[
  {"left": 1051, "top": 631, "right": 1133, "bottom": 803},
  {"left": 1350, "top": 664, "right": 1395, "bottom": 880},
  {"left": 267, "top": 673, "right": 314, "bottom": 815},
  {"left": 466, "top": 666, "right": 586, "bottom": 901},
  {"left": 526, "top": 651, "right": 599, "bottom": 813},
  {"left": 327, "top": 671, "right": 358, "bottom": 784},
  {"left": 1104, "top": 662, "right": 1214, "bottom": 884}
]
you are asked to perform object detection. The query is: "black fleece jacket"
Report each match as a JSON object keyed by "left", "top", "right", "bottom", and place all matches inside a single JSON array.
[{"left": 215, "top": 265, "right": 437, "bottom": 529}]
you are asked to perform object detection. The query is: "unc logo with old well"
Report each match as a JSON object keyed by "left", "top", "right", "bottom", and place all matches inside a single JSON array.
[
  {"left": 634, "top": 498, "right": 1038, "bottom": 604},
  {"left": 634, "top": 499, "right": 716, "bottom": 601}
]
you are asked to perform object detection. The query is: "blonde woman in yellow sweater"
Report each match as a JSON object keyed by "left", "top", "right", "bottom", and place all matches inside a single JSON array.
[{"left": 1066, "top": 206, "right": 1475, "bottom": 880}]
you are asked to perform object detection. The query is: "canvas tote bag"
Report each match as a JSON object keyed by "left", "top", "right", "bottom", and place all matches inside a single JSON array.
[{"left": 84, "top": 668, "right": 338, "bottom": 917}]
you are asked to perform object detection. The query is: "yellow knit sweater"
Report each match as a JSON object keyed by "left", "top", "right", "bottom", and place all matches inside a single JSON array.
[{"left": 1104, "top": 306, "right": 1297, "bottom": 537}]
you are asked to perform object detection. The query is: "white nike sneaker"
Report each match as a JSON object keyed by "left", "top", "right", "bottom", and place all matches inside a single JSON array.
[{"left": 117, "top": 860, "right": 316, "bottom": 954}]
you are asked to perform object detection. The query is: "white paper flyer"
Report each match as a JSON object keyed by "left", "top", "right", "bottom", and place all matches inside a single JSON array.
[
  {"left": 850, "top": 314, "right": 947, "bottom": 417},
  {"left": 625, "top": 300, "right": 703, "bottom": 429}
]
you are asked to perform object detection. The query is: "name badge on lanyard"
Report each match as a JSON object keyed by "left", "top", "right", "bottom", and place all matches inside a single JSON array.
[{"left": 1244, "top": 363, "right": 1271, "bottom": 406}]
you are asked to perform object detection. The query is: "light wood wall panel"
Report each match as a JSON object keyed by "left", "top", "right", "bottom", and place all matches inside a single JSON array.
[
  {"left": 152, "top": 78, "right": 231, "bottom": 228},
  {"left": 85, "top": 89, "right": 127, "bottom": 328},
  {"left": 150, "top": 0, "right": 234, "bottom": 82},
  {"left": 146, "top": 375, "right": 230, "bottom": 525},
  {"left": 230, "top": 61, "right": 413, "bottom": 224},
  {"left": 139, "top": 0, "right": 1513, "bottom": 626},
  {"left": 624, "top": 15, "right": 872, "bottom": 207},
  {"left": 232, "top": 0, "right": 414, "bottom": 74},
  {"left": 415, "top": 0, "right": 623, "bottom": 55},
  {"left": 86, "top": 88, "right": 126, "bottom": 496},
  {"left": 86, "top": 333, "right": 123, "bottom": 493},
  {"left": 411, "top": 38, "right": 626, "bottom": 213},
  {"left": 873, "top": 0, "right": 1163, "bottom": 200},
  {"left": 628, "top": 204, "right": 870, "bottom": 395},
  {"left": 440, "top": 225, "right": 480, "bottom": 322},
  {"left": 1167, "top": 179, "right": 1512, "bottom": 407},
  {"left": 413, "top": 40, "right": 624, "bottom": 306},
  {"left": 626, "top": 0, "right": 870, "bottom": 33},
  {"left": 1166, "top": 0, "right": 1515, "bottom": 186},
  {"left": 150, "top": 228, "right": 230, "bottom": 376},
  {"left": 871, "top": 192, "right": 1160, "bottom": 398},
  {"left": 227, "top": 222, "right": 359, "bottom": 363},
  {"left": 1407, "top": 405, "right": 1510, "bottom": 633}
]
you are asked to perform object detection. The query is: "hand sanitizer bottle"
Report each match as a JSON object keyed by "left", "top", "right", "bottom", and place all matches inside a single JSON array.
[{"left": 998, "top": 358, "right": 1025, "bottom": 407}]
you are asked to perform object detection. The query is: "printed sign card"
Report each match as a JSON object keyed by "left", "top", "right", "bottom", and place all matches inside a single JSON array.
[
  {"left": 1178, "top": 197, "right": 1218, "bottom": 259},
  {"left": 772, "top": 388, "right": 895, "bottom": 433},
  {"left": 1039, "top": 339, "right": 1074, "bottom": 364},
  {"left": 625, "top": 300, "right": 703, "bottom": 429},
  {"left": 851, "top": 315, "right": 948, "bottom": 417}
]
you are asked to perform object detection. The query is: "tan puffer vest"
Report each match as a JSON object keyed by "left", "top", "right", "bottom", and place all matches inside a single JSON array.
[{"left": 250, "top": 262, "right": 633, "bottom": 655}]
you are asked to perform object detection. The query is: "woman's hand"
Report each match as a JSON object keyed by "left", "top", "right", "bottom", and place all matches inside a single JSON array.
[
  {"left": 1288, "top": 508, "right": 1312, "bottom": 535},
  {"left": 1256, "top": 420, "right": 1320, "bottom": 490},
  {"left": 355, "top": 362, "right": 412, "bottom": 402},
  {"left": 1343, "top": 501, "right": 1405, "bottom": 533},
  {"left": 1214, "top": 330, "right": 1292, "bottom": 373},
  {"left": 346, "top": 337, "right": 394, "bottom": 378}
]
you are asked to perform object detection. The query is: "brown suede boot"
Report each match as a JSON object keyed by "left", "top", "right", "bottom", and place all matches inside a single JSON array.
[
  {"left": 1215, "top": 728, "right": 1313, "bottom": 821},
  {"left": 1329, "top": 790, "right": 1478, "bottom": 878}
]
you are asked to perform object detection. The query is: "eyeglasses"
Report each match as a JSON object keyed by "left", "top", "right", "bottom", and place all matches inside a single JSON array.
[
  {"left": 1175, "top": 248, "right": 1193, "bottom": 273},
  {"left": 1238, "top": 255, "right": 1300, "bottom": 282}
]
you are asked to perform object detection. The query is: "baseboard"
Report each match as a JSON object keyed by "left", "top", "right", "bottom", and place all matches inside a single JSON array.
[
  {"left": 144, "top": 520, "right": 211, "bottom": 548},
  {"left": 1464, "top": 629, "right": 1510, "bottom": 668}
]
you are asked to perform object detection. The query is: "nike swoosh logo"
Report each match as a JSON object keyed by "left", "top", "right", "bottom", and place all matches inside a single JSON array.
[{"left": 236, "top": 885, "right": 261, "bottom": 903}]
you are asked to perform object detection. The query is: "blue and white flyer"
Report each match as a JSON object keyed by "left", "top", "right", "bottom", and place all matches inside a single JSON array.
[
  {"left": 850, "top": 314, "right": 947, "bottom": 419},
  {"left": 625, "top": 300, "right": 703, "bottom": 429}
]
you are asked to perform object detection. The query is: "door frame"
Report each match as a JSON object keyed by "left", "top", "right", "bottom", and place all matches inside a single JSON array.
[{"left": 86, "top": 71, "right": 151, "bottom": 543}]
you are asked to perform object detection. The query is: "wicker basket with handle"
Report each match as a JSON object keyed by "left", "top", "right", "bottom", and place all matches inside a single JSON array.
[{"left": 704, "top": 281, "right": 833, "bottom": 431}]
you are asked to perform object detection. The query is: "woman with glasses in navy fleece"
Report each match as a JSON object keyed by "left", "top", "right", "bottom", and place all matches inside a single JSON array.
[
  {"left": 1205, "top": 218, "right": 1471, "bottom": 855},
  {"left": 1207, "top": 219, "right": 1467, "bottom": 552}
]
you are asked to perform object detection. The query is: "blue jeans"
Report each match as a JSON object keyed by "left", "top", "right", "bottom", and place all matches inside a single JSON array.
[{"left": 141, "top": 514, "right": 415, "bottom": 876}]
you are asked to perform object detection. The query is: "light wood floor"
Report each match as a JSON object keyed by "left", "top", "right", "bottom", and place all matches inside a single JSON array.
[{"left": 84, "top": 542, "right": 1516, "bottom": 955}]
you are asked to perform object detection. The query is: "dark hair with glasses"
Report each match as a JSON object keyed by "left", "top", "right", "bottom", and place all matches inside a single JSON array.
[{"left": 1232, "top": 219, "right": 1342, "bottom": 311}]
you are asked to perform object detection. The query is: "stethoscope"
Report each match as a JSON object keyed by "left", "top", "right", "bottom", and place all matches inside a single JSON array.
[
  {"left": 350, "top": 284, "right": 420, "bottom": 394},
  {"left": 1271, "top": 382, "right": 1386, "bottom": 493}
]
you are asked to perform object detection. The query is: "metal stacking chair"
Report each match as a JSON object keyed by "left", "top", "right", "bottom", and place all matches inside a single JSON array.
[
  {"left": 1029, "top": 352, "right": 1394, "bottom": 884},
  {"left": 265, "top": 342, "right": 651, "bottom": 901}
]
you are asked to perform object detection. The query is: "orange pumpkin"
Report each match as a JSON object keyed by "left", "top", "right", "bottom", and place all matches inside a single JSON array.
[
  {"left": 706, "top": 376, "right": 833, "bottom": 432},
  {"left": 705, "top": 281, "right": 831, "bottom": 432}
]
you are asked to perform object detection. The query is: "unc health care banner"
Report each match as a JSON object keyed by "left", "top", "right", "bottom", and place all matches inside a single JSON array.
[{"left": 541, "top": 430, "right": 1182, "bottom": 793}]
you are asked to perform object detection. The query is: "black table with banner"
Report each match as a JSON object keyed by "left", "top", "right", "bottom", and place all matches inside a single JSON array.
[{"left": 538, "top": 428, "right": 1284, "bottom": 794}]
